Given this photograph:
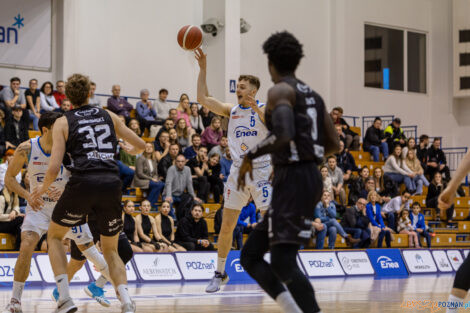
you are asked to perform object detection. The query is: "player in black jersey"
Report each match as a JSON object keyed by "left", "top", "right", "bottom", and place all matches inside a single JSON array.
[
  {"left": 237, "top": 32, "right": 339, "bottom": 313},
  {"left": 30, "top": 74, "right": 145, "bottom": 313}
]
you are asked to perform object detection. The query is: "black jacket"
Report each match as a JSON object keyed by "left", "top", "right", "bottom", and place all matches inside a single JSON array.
[
  {"left": 175, "top": 216, "right": 209, "bottom": 243},
  {"left": 341, "top": 206, "right": 370, "bottom": 230},
  {"left": 4, "top": 117, "right": 28, "bottom": 148},
  {"left": 363, "top": 126, "right": 385, "bottom": 150},
  {"left": 336, "top": 151, "right": 358, "bottom": 173},
  {"left": 427, "top": 147, "right": 447, "bottom": 165},
  {"left": 157, "top": 154, "right": 174, "bottom": 180}
]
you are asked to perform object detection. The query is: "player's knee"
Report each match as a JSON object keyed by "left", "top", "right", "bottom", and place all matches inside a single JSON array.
[{"left": 118, "top": 242, "right": 134, "bottom": 264}]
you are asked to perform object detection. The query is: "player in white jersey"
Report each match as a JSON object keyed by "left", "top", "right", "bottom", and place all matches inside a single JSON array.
[
  {"left": 3, "top": 113, "right": 113, "bottom": 313},
  {"left": 195, "top": 48, "right": 273, "bottom": 293}
]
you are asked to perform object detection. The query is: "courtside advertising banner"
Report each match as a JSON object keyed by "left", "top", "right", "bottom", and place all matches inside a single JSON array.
[
  {"left": 36, "top": 254, "right": 90, "bottom": 284},
  {"left": 133, "top": 254, "right": 181, "bottom": 281},
  {"left": 447, "top": 250, "right": 464, "bottom": 271},
  {"left": 175, "top": 252, "right": 217, "bottom": 280},
  {"left": 463, "top": 250, "right": 469, "bottom": 258},
  {"left": 0, "top": 0, "right": 52, "bottom": 69},
  {"left": 402, "top": 250, "right": 437, "bottom": 274},
  {"left": 0, "top": 255, "right": 41, "bottom": 284},
  {"left": 432, "top": 250, "right": 454, "bottom": 273},
  {"left": 87, "top": 259, "right": 139, "bottom": 282},
  {"left": 225, "top": 250, "right": 255, "bottom": 283},
  {"left": 367, "top": 249, "right": 408, "bottom": 277},
  {"left": 337, "top": 251, "right": 374, "bottom": 275},
  {"left": 298, "top": 252, "right": 345, "bottom": 277}
]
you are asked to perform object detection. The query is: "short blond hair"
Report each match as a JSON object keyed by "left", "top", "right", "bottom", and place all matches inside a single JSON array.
[{"left": 367, "top": 190, "right": 378, "bottom": 202}]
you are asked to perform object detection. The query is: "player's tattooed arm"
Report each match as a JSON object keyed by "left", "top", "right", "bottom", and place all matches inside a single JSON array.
[{"left": 5, "top": 140, "right": 31, "bottom": 200}]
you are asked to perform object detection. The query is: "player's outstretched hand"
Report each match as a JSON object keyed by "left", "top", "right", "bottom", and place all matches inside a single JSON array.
[
  {"left": 194, "top": 48, "right": 207, "bottom": 70},
  {"left": 237, "top": 155, "right": 253, "bottom": 191},
  {"left": 29, "top": 186, "right": 45, "bottom": 211},
  {"left": 246, "top": 95, "right": 257, "bottom": 110},
  {"left": 47, "top": 186, "right": 63, "bottom": 202},
  {"left": 438, "top": 186, "right": 456, "bottom": 210}
]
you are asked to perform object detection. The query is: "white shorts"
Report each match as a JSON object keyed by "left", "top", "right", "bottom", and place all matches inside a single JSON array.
[
  {"left": 224, "top": 163, "right": 272, "bottom": 211},
  {"left": 22, "top": 206, "right": 93, "bottom": 246}
]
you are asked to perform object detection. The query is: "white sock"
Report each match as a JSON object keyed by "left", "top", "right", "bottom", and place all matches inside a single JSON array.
[
  {"left": 95, "top": 275, "right": 108, "bottom": 288},
  {"left": 12, "top": 281, "right": 25, "bottom": 301},
  {"left": 117, "top": 284, "right": 131, "bottom": 305},
  {"left": 276, "top": 291, "right": 302, "bottom": 313},
  {"left": 446, "top": 294, "right": 464, "bottom": 313},
  {"left": 81, "top": 245, "right": 111, "bottom": 282},
  {"left": 55, "top": 274, "right": 70, "bottom": 302},
  {"left": 217, "top": 258, "right": 226, "bottom": 274}
]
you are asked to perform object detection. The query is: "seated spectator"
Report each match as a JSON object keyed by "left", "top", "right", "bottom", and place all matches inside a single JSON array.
[
  {"left": 155, "top": 131, "right": 170, "bottom": 162},
  {"left": 154, "top": 201, "right": 186, "bottom": 252},
  {"left": 135, "top": 200, "right": 169, "bottom": 252},
  {"left": 0, "top": 149, "right": 22, "bottom": 191},
  {"left": 341, "top": 198, "right": 371, "bottom": 248},
  {"left": 361, "top": 177, "right": 377, "bottom": 200},
  {"left": 0, "top": 186, "right": 24, "bottom": 250},
  {"left": 207, "top": 152, "right": 224, "bottom": 203},
  {"left": 107, "top": 85, "right": 133, "bottom": 121},
  {"left": 347, "top": 167, "right": 369, "bottom": 205},
  {"left": 168, "top": 128, "right": 178, "bottom": 145},
  {"left": 383, "top": 144, "right": 415, "bottom": 193},
  {"left": 169, "top": 108, "right": 178, "bottom": 124},
  {"left": 405, "top": 149, "right": 429, "bottom": 195},
  {"left": 363, "top": 117, "right": 389, "bottom": 162},
  {"left": 209, "top": 136, "right": 229, "bottom": 159},
  {"left": 366, "top": 191, "right": 392, "bottom": 248},
  {"left": 384, "top": 118, "right": 406, "bottom": 152},
  {"left": 0, "top": 77, "right": 27, "bottom": 114},
  {"left": 200, "top": 106, "right": 215, "bottom": 129},
  {"left": 381, "top": 191, "right": 411, "bottom": 233},
  {"left": 175, "top": 204, "right": 214, "bottom": 251},
  {"left": 136, "top": 89, "right": 159, "bottom": 133},
  {"left": 426, "top": 172, "right": 454, "bottom": 225},
  {"left": 311, "top": 218, "right": 327, "bottom": 249},
  {"left": 4, "top": 105, "right": 29, "bottom": 149},
  {"left": 233, "top": 199, "right": 257, "bottom": 249},
  {"left": 426, "top": 138, "right": 451, "bottom": 182},
  {"left": 401, "top": 137, "right": 416, "bottom": 160},
  {"left": 416, "top": 134, "right": 429, "bottom": 172},
  {"left": 132, "top": 143, "right": 165, "bottom": 210},
  {"left": 183, "top": 133, "right": 202, "bottom": 161},
  {"left": 335, "top": 124, "right": 347, "bottom": 148},
  {"left": 320, "top": 166, "right": 333, "bottom": 194},
  {"left": 397, "top": 209, "right": 419, "bottom": 248},
  {"left": 155, "top": 118, "right": 174, "bottom": 143},
  {"left": 326, "top": 155, "right": 346, "bottom": 207},
  {"left": 175, "top": 118, "right": 193, "bottom": 149},
  {"left": 372, "top": 167, "right": 394, "bottom": 202},
  {"left": 39, "top": 81, "right": 60, "bottom": 112},
  {"left": 187, "top": 146, "right": 210, "bottom": 202},
  {"left": 0, "top": 128, "right": 5, "bottom": 160},
  {"left": 25, "top": 78, "right": 40, "bottom": 130},
  {"left": 314, "top": 191, "right": 358, "bottom": 249},
  {"left": 128, "top": 119, "right": 142, "bottom": 137},
  {"left": 122, "top": 200, "right": 146, "bottom": 252},
  {"left": 88, "top": 82, "right": 101, "bottom": 107},
  {"left": 117, "top": 139, "right": 136, "bottom": 192},
  {"left": 53, "top": 80, "right": 66, "bottom": 107},
  {"left": 410, "top": 202, "right": 432, "bottom": 248},
  {"left": 220, "top": 149, "right": 232, "bottom": 183},
  {"left": 176, "top": 94, "right": 192, "bottom": 128},
  {"left": 201, "top": 116, "right": 223, "bottom": 151},
  {"left": 154, "top": 88, "right": 171, "bottom": 121},
  {"left": 330, "top": 107, "right": 360, "bottom": 150},
  {"left": 158, "top": 143, "right": 180, "bottom": 180},
  {"left": 189, "top": 103, "right": 205, "bottom": 134},
  {"left": 59, "top": 98, "right": 72, "bottom": 113},
  {"left": 164, "top": 154, "right": 202, "bottom": 221},
  {"left": 336, "top": 141, "right": 358, "bottom": 182}
]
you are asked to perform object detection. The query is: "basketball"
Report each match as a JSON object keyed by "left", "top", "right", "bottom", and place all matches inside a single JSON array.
[{"left": 177, "top": 25, "right": 203, "bottom": 51}]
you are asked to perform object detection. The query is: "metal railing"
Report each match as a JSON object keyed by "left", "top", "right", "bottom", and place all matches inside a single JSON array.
[
  {"left": 343, "top": 115, "right": 360, "bottom": 127},
  {"left": 443, "top": 147, "right": 469, "bottom": 185},
  {"left": 402, "top": 125, "right": 417, "bottom": 140},
  {"left": 362, "top": 115, "right": 394, "bottom": 136}
]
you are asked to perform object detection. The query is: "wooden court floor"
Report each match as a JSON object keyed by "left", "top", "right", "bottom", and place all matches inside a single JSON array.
[{"left": 0, "top": 275, "right": 464, "bottom": 312}]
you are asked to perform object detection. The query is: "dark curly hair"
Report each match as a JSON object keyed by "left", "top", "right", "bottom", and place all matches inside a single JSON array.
[{"left": 262, "top": 31, "right": 304, "bottom": 74}]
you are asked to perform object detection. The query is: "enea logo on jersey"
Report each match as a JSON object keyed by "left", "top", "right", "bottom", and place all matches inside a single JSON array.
[
  {"left": 234, "top": 126, "right": 258, "bottom": 138},
  {"left": 0, "top": 14, "right": 24, "bottom": 45},
  {"left": 74, "top": 108, "right": 99, "bottom": 117}
]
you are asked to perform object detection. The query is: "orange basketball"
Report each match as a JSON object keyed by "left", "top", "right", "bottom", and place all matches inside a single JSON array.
[{"left": 177, "top": 25, "right": 203, "bottom": 51}]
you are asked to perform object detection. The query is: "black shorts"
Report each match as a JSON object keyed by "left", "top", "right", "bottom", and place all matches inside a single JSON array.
[
  {"left": 52, "top": 172, "right": 123, "bottom": 237},
  {"left": 257, "top": 162, "right": 322, "bottom": 246}
]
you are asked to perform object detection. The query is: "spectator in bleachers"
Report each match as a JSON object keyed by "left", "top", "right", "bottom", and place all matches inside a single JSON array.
[
  {"left": 426, "top": 138, "right": 451, "bottom": 182},
  {"left": 366, "top": 191, "right": 392, "bottom": 248},
  {"left": 417, "top": 134, "right": 430, "bottom": 172},
  {"left": 341, "top": 198, "right": 371, "bottom": 248},
  {"left": 199, "top": 106, "right": 215, "bottom": 129},
  {"left": 52, "top": 80, "right": 66, "bottom": 107},
  {"left": 330, "top": 107, "right": 360, "bottom": 151},
  {"left": 24, "top": 78, "right": 40, "bottom": 130},
  {"left": 0, "top": 186, "right": 24, "bottom": 250},
  {"left": 155, "top": 118, "right": 175, "bottom": 143},
  {"left": 383, "top": 144, "right": 415, "bottom": 193},
  {"left": 405, "top": 149, "right": 429, "bottom": 195},
  {"left": 314, "top": 191, "right": 359, "bottom": 249},
  {"left": 326, "top": 155, "right": 347, "bottom": 207},
  {"left": 320, "top": 166, "right": 333, "bottom": 194},
  {"left": 381, "top": 191, "right": 411, "bottom": 233},
  {"left": 189, "top": 103, "right": 205, "bottom": 135},
  {"left": 410, "top": 202, "right": 432, "bottom": 248},
  {"left": 176, "top": 94, "right": 192, "bottom": 128},
  {"left": 361, "top": 177, "right": 377, "bottom": 200},
  {"left": 0, "top": 149, "right": 22, "bottom": 191},
  {"left": 183, "top": 134, "right": 202, "bottom": 161},
  {"left": 0, "top": 77, "right": 27, "bottom": 113},
  {"left": 363, "top": 117, "right": 389, "bottom": 162},
  {"left": 384, "top": 117, "right": 406, "bottom": 152},
  {"left": 426, "top": 172, "right": 454, "bottom": 225},
  {"left": 122, "top": 200, "right": 147, "bottom": 252},
  {"left": 209, "top": 135, "right": 228, "bottom": 159},
  {"left": 107, "top": 84, "right": 133, "bottom": 121},
  {"left": 128, "top": 118, "right": 142, "bottom": 137},
  {"left": 4, "top": 105, "right": 29, "bottom": 150},
  {"left": 233, "top": 199, "right": 257, "bottom": 249},
  {"left": 175, "top": 118, "right": 193, "bottom": 150},
  {"left": 117, "top": 140, "right": 135, "bottom": 192},
  {"left": 312, "top": 218, "right": 327, "bottom": 249},
  {"left": 39, "top": 81, "right": 60, "bottom": 112},
  {"left": 155, "top": 131, "right": 170, "bottom": 162},
  {"left": 154, "top": 88, "right": 170, "bottom": 120},
  {"left": 164, "top": 154, "right": 202, "bottom": 220},
  {"left": 401, "top": 137, "right": 416, "bottom": 160},
  {"left": 88, "top": 82, "right": 101, "bottom": 107},
  {"left": 187, "top": 146, "right": 210, "bottom": 203},
  {"left": 168, "top": 128, "right": 178, "bottom": 146},
  {"left": 220, "top": 149, "right": 232, "bottom": 183},
  {"left": 136, "top": 89, "right": 159, "bottom": 133},
  {"left": 158, "top": 143, "right": 180, "bottom": 180},
  {"left": 59, "top": 98, "right": 71, "bottom": 113},
  {"left": 347, "top": 167, "right": 369, "bottom": 205},
  {"left": 336, "top": 141, "right": 358, "bottom": 182},
  {"left": 201, "top": 116, "right": 223, "bottom": 151},
  {"left": 372, "top": 167, "right": 394, "bottom": 202},
  {"left": 207, "top": 152, "right": 224, "bottom": 203},
  {"left": 335, "top": 124, "right": 347, "bottom": 149},
  {"left": 154, "top": 201, "right": 186, "bottom": 252},
  {"left": 0, "top": 130, "right": 5, "bottom": 162},
  {"left": 397, "top": 209, "right": 420, "bottom": 248},
  {"left": 175, "top": 204, "right": 214, "bottom": 251},
  {"left": 169, "top": 108, "right": 178, "bottom": 124},
  {"left": 135, "top": 200, "right": 169, "bottom": 252}
]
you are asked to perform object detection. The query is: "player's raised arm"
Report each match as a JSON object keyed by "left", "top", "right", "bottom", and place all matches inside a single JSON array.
[
  {"left": 107, "top": 110, "right": 146, "bottom": 155},
  {"left": 195, "top": 48, "right": 232, "bottom": 117},
  {"left": 5, "top": 141, "right": 31, "bottom": 200}
]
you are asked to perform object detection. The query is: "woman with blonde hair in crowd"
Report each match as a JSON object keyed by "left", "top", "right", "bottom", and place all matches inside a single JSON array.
[
  {"left": 189, "top": 103, "right": 205, "bottom": 134},
  {"left": 176, "top": 94, "right": 192, "bottom": 128},
  {"left": 128, "top": 118, "right": 142, "bottom": 137},
  {"left": 201, "top": 116, "right": 223, "bottom": 151},
  {"left": 320, "top": 165, "right": 333, "bottom": 194},
  {"left": 405, "top": 149, "right": 429, "bottom": 195},
  {"left": 366, "top": 190, "right": 392, "bottom": 248},
  {"left": 168, "top": 128, "right": 179, "bottom": 146},
  {"left": 154, "top": 201, "right": 186, "bottom": 252},
  {"left": 401, "top": 137, "right": 416, "bottom": 160}
]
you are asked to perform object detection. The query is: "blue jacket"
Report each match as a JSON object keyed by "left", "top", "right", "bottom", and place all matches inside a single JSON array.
[
  {"left": 220, "top": 157, "right": 232, "bottom": 182},
  {"left": 314, "top": 202, "right": 337, "bottom": 223},
  {"left": 136, "top": 101, "right": 157, "bottom": 121},
  {"left": 237, "top": 203, "right": 257, "bottom": 227},
  {"left": 366, "top": 202, "right": 385, "bottom": 228},
  {"left": 410, "top": 212, "right": 426, "bottom": 230},
  {"left": 183, "top": 146, "right": 197, "bottom": 160}
]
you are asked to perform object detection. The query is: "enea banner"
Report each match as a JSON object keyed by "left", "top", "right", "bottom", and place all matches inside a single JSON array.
[{"left": 0, "top": 0, "right": 52, "bottom": 70}]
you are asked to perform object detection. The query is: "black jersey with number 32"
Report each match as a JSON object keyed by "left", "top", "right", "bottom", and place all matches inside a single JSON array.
[
  {"left": 64, "top": 105, "right": 119, "bottom": 174},
  {"left": 269, "top": 77, "right": 326, "bottom": 165}
]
